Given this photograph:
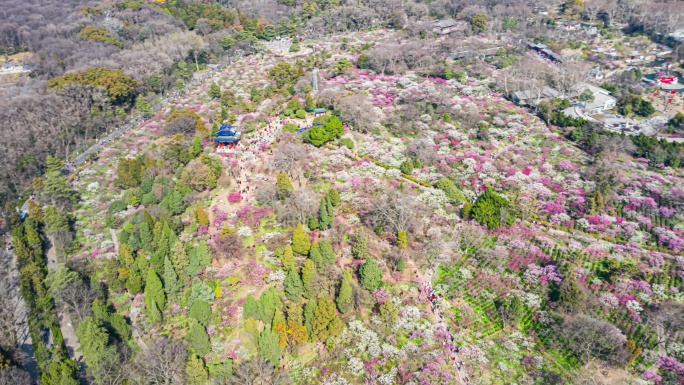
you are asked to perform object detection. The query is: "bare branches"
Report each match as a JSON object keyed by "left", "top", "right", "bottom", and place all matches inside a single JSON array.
[
  {"left": 227, "top": 356, "right": 291, "bottom": 385},
  {"left": 130, "top": 338, "right": 187, "bottom": 385},
  {"left": 275, "top": 189, "right": 318, "bottom": 226},
  {"left": 0, "top": 252, "right": 19, "bottom": 356},
  {"left": 272, "top": 142, "right": 306, "bottom": 174},
  {"left": 365, "top": 192, "right": 424, "bottom": 235},
  {"left": 56, "top": 278, "right": 97, "bottom": 323}
]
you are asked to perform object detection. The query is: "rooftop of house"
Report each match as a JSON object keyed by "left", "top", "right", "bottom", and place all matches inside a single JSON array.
[
  {"left": 581, "top": 92, "right": 616, "bottom": 111},
  {"left": 511, "top": 87, "right": 561, "bottom": 103},
  {"left": 571, "top": 83, "right": 612, "bottom": 97},
  {"left": 434, "top": 19, "right": 460, "bottom": 29}
]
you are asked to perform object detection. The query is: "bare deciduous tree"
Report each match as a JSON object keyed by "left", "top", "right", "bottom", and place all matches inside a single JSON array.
[
  {"left": 272, "top": 142, "right": 306, "bottom": 174},
  {"left": 56, "top": 278, "right": 97, "bottom": 323},
  {"left": 0, "top": 367, "right": 31, "bottom": 385},
  {"left": 556, "top": 315, "right": 629, "bottom": 366},
  {"left": 645, "top": 303, "right": 684, "bottom": 355},
  {"left": 227, "top": 356, "right": 291, "bottom": 385},
  {"left": 130, "top": 338, "right": 187, "bottom": 385},
  {"left": 366, "top": 192, "right": 424, "bottom": 235},
  {"left": 275, "top": 189, "right": 318, "bottom": 226},
  {"left": 0, "top": 253, "right": 19, "bottom": 358}
]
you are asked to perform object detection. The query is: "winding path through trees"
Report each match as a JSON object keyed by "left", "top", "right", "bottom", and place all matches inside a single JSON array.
[{"left": 45, "top": 236, "right": 84, "bottom": 373}]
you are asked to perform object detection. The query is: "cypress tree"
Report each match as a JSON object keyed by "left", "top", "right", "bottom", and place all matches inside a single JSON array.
[
  {"left": 27, "top": 200, "right": 44, "bottom": 223},
  {"left": 76, "top": 317, "right": 119, "bottom": 383},
  {"left": 171, "top": 241, "right": 189, "bottom": 281},
  {"left": 151, "top": 224, "right": 171, "bottom": 267},
  {"left": 397, "top": 229, "right": 408, "bottom": 250},
  {"left": 351, "top": 229, "right": 369, "bottom": 259},
  {"left": 243, "top": 294, "right": 260, "bottom": 320},
  {"left": 258, "top": 288, "right": 281, "bottom": 327},
  {"left": 301, "top": 259, "right": 315, "bottom": 293},
  {"left": 257, "top": 329, "right": 282, "bottom": 366},
  {"left": 309, "top": 244, "right": 323, "bottom": 268},
  {"left": 189, "top": 299, "right": 212, "bottom": 326},
  {"left": 185, "top": 354, "right": 209, "bottom": 385},
  {"left": 135, "top": 94, "right": 152, "bottom": 116},
  {"left": 152, "top": 221, "right": 163, "bottom": 246},
  {"left": 145, "top": 268, "right": 165, "bottom": 321},
  {"left": 139, "top": 222, "right": 153, "bottom": 253},
  {"left": 594, "top": 190, "right": 604, "bottom": 211},
  {"left": 91, "top": 298, "right": 109, "bottom": 321},
  {"left": 291, "top": 223, "right": 310, "bottom": 255},
  {"left": 196, "top": 241, "right": 212, "bottom": 265},
  {"left": 285, "top": 302, "right": 304, "bottom": 325},
  {"left": 359, "top": 257, "right": 383, "bottom": 291},
  {"left": 281, "top": 244, "right": 296, "bottom": 270},
  {"left": 559, "top": 279, "right": 583, "bottom": 309},
  {"left": 44, "top": 206, "right": 69, "bottom": 235},
  {"left": 186, "top": 321, "right": 211, "bottom": 356},
  {"left": 276, "top": 172, "right": 294, "bottom": 200},
  {"left": 126, "top": 267, "right": 143, "bottom": 294},
  {"left": 272, "top": 308, "right": 285, "bottom": 328},
  {"left": 304, "top": 300, "right": 316, "bottom": 338},
  {"left": 208, "top": 82, "right": 221, "bottom": 99},
  {"left": 195, "top": 204, "right": 209, "bottom": 226},
  {"left": 319, "top": 239, "right": 335, "bottom": 264},
  {"left": 147, "top": 297, "right": 162, "bottom": 323},
  {"left": 162, "top": 256, "right": 178, "bottom": 297},
  {"left": 435, "top": 177, "right": 465, "bottom": 203},
  {"left": 471, "top": 187, "right": 511, "bottom": 229},
  {"left": 136, "top": 254, "right": 149, "bottom": 283},
  {"left": 311, "top": 297, "right": 343, "bottom": 341},
  {"left": 327, "top": 188, "right": 340, "bottom": 207},
  {"left": 379, "top": 301, "right": 399, "bottom": 328},
  {"left": 118, "top": 243, "right": 135, "bottom": 267},
  {"left": 43, "top": 168, "right": 73, "bottom": 203},
  {"left": 336, "top": 270, "right": 353, "bottom": 313},
  {"left": 284, "top": 268, "right": 303, "bottom": 301},
  {"left": 326, "top": 197, "right": 334, "bottom": 225},
  {"left": 319, "top": 198, "right": 331, "bottom": 228},
  {"left": 509, "top": 295, "right": 525, "bottom": 326},
  {"left": 142, "top": 209, "right": 155, "bottom": 228}
]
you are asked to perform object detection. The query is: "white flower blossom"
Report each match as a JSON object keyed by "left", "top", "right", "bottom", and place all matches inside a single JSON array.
[{"left": 237, "top": 226, "right": 253, "bottom": 238}]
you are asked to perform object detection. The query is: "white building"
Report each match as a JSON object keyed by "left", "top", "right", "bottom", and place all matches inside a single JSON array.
[{"left": 571, "top": 83, "right": 616, "bottom": 114}]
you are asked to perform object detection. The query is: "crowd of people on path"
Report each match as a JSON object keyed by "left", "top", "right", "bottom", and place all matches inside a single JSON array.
[{"left": 421, "top": 279, "right": 474, "bottom": 385}]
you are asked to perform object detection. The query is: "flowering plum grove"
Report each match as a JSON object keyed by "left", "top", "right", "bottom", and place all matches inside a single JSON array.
[{"left": 16, "top": 28, "right": 684, "bottom": 385}]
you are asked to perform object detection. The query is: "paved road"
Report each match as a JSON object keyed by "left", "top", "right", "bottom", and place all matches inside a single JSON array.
[{"left": 64, "top": 56, "right": 240, "bottom": 172}]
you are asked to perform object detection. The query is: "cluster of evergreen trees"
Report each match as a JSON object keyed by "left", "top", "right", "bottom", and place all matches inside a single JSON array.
[
  {"left": 463, "top": 187, "right": 514, "bottom": 229},
  {"left": 304, "top": 116, "right": 344, "bottom": 147},
  {"left": 309, "top": 188, "right": 339, "bottom": 230},
  {"left": 4, "top": 156, "right": 84, "bottom": 384}
]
